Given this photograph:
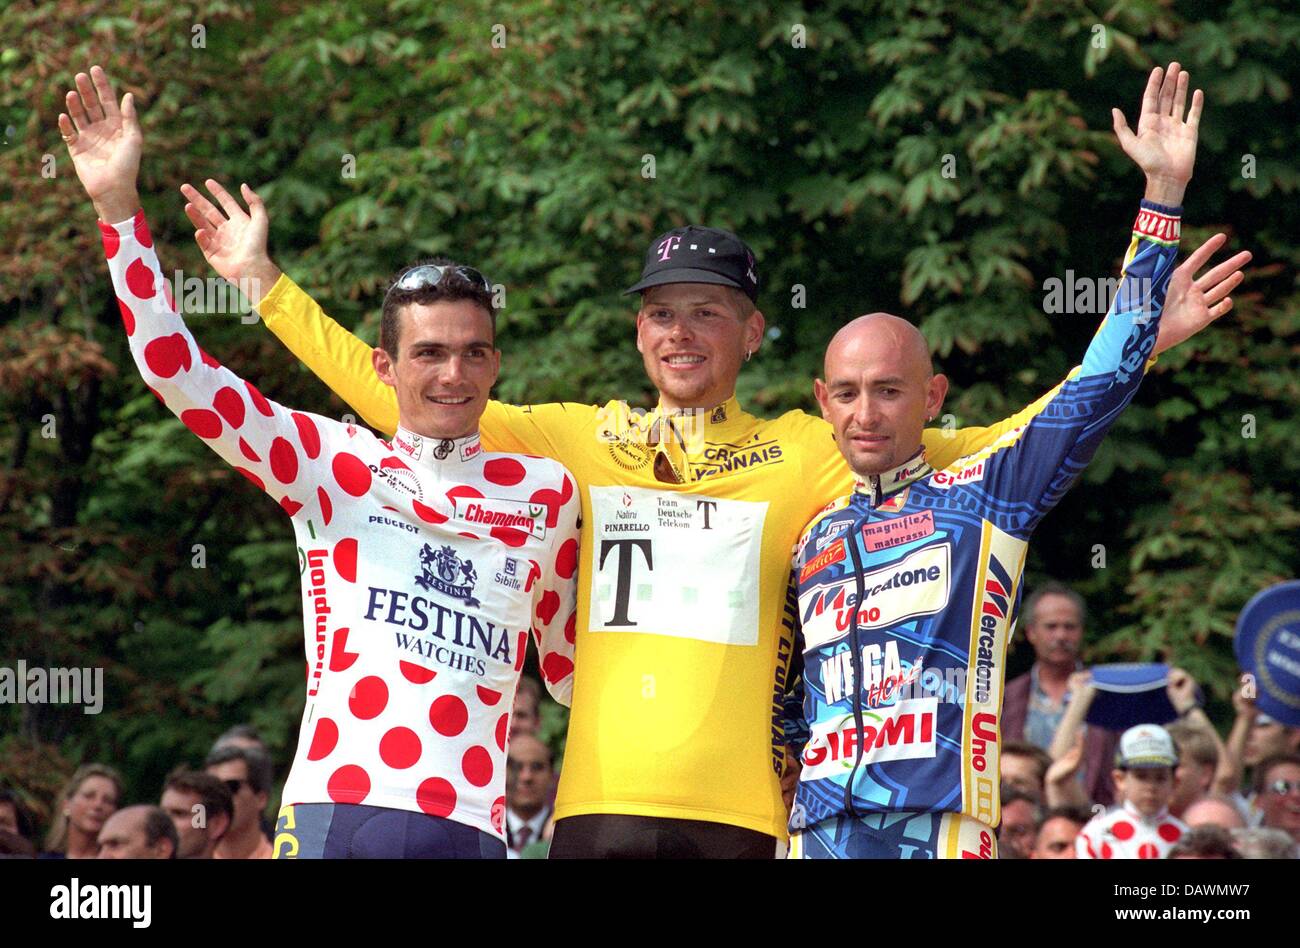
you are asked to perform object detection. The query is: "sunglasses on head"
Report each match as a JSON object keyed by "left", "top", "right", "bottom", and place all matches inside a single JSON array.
[{"left": 386, "top": 263, "right": 492, "bottom": 299}]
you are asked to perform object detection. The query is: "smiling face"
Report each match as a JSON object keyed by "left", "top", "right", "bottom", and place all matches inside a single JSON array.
[
  {"left": 815, "top": 314, "right": 947, "bottom": 477},
  {"left": 635, "top": 283, "right": 763, "bottom": 410},
  {"left": 373, "top": 299, "right": 500, "bottom": 440}
]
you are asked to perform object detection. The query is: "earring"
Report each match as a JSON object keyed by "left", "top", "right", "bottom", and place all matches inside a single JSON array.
[{"left": 744, "top": 349, "right": 752, "bottom": 363}]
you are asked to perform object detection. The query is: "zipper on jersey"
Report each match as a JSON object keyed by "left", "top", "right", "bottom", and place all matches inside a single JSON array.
[{"left": 842, "top": 500, "right": 875, "bottom": 818}]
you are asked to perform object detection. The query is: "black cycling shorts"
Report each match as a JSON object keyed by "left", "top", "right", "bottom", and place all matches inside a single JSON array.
[
  {"left": 546, "top": 814, "right": 777, "bottom": 859},
  {"left": 273, "top": 803, "right": 505, "bottom": 859}
]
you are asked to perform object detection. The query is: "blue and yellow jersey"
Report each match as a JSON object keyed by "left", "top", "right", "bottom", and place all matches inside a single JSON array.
[{"left": 786, "top": 201, "right": 1181, "bottom": 855}]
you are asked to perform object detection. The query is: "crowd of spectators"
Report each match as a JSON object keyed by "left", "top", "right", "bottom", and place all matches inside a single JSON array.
[{"left": 2, "top": 581, "right": 1297, "bottom": 860}]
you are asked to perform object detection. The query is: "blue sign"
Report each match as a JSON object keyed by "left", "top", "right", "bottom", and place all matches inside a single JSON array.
[{"left": 1235, "top": 581, "right": 1300, "bottom": 727}]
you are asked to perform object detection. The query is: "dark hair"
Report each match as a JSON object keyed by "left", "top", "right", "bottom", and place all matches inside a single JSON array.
[
  {"left": 164, "top": 769, "right": 234, "bottom": 832},
  {"left": 1253, "top": 751, "right": 1300, "bottom": 795},
  {"left": 214, "top": 724, "right": 265, "bottom": 750},
  {"left": 1022, "top": 581, "right": 1086, "bottom": 628},
  {"left": 380, "top": 257, "right": 497, "bottom": 357},
  {"left": 142, "top": 806, "right": 180, "bottom": 859},
  {"left": 1001, "top": 741, "right": 1052, "bottom": 783},
  {"left": 1167, "top": 825, "right": 1241, "bottom": 859},
  {"left": 999, "top": 784, "right": 1044, "bottom": 827},
  {"left": 1041, "top": 804, "right": 1094, "bottom": 828},
  {"left": 204, "top": 744, "right": 274, "bottom": 796},
  {"left": 0, "top": 788, "right": 35, "bottom": 840}
]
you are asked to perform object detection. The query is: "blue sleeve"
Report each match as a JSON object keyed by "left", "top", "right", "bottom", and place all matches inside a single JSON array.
[{"left": 952, "top": 201, "right": 1182, "bottom": 536}]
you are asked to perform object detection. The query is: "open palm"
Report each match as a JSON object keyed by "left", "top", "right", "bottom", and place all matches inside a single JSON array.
[
  {"left": 59, "top": 66, "right": 141, "bottom": 201},
  {"left": 1112, "top": 62, "right": 1202, "bottom": 185},
  {"left": 1153, "top": 233, "right": 1252, "bottom": 355},
  {"left": 181, "top": 180, "right": 270, "bottom": 286}
]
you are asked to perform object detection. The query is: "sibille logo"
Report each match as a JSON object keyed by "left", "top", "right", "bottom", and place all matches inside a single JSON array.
[{"left": 416, "top": 544, "right": 479, "bottom": 608}]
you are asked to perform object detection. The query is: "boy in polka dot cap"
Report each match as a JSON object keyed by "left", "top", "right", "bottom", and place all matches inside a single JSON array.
[{"left": 1076, "top": 724, "right": 1189, "bottom": 859}]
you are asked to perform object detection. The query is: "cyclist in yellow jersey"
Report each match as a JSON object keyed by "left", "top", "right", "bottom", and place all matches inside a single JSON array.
[{"left": 179, "top": 178, "right": 1232, "bottom": 856}]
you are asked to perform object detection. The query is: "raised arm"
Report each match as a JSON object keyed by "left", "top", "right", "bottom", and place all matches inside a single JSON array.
[{"left": 62, "top": 67, "right": 337, "bottom": 513}]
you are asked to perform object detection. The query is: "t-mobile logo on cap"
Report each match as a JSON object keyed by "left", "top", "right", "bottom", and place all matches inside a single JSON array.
[{"left": 656, "top": 235, "right": 682, "bottom": 261}]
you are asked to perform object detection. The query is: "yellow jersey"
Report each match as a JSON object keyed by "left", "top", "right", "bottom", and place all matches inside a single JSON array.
[{"left": 256, "top": 275, "right": 1042, "bottom": 836}]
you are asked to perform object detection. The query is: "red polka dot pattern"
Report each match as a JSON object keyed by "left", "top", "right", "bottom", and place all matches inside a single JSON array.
[
  {"left": 537, "top": 590, "right": 560, "bottom": 625},
  {"left": 556, "top": 538, "right": 578, "bottom": 579},
  {"left": 490, "top": 525, "right": 529, "bottom": 548},
  {"left": 317, "top": 486, "right": 333, "bottom": 525},
  {"left": 181, "top": 409, "right": 222, "bottom": 439},
  {"left": 476, "top": 686, "right": 502, "bottom": 706},
  {"left": 100, "top": 222, "right": 120, "bottom": 259},
  {"left": 143, "top": 333, "right": 191, "bottom": 378},
  {"left": 416, "top": 777, "right": 456, "bottom": 818},
  {"left": 1157, "top": 822, "right": 1182, "bottom": 843},
  {"left": 348, "top": 675, "right": 388, "bottom": 719},
  {"left": 334, "top": 538, "right": 358, "bottom": 582},
  {"left": 495, "top": 713, "right": 509, "bottom": 751},
  {"left": 333, "top": 453, "right": 371, "bottom": 496},
  {"left": 279, "top": 497, "right": 303, "bottom": 516},
  {"left": 462, "top": 746, "right": 493, "bottom": 787},
  {"left": 400, "top": 661, "right": 437, "bottom": 684},
  {"left": 126, "top": 257, "right": 155, "bottom": 298},
  {"left": 1111, "top": 820, "right": 1134, "bottom": 841},
  {"left": 293, "top": 412, "right": 321, "bottom": 459},
  {"left": 564, "top": 611, "right": 577, "bottom": 644},
  {"left": 244, "top": 379, "right": 273, "bottom": 417},
  {"left": 132, "top": 211, "right": 153, "bottom": 248},
  {"left": 213, "top": 387, "right": 245, "bottom": 428},
  {"left": 379, "top": 727, "right": 422, "bottom": 769},
  {"left": 198, "top": 347, "right": 221, "bottom": 369},
  {"left": 429, "top": 695, "right": 468, "bottom": 737},
  {"left": 1100, "top": 841, "right": 1113, "bottom": 859},
  {"left": 1137, "top": 843, "right": 1159, "bottom": 859},
  {"left": 329, "top": 627, "right": 359, "bottom": 672},
  {"left": 491, "top": 797, "right": 505, "bottom": 834},
  {"left": 327, "top": 765, "right": 370, "bottom": 804},
  {"left": 117, "top": 297, "right": 134, "bottom": 336},
  {"left": 235, "top": 467, "right": 264, "bottom": 490},
  {"left": 307, "top": 717, "right": 338, "bottom": 760},
  {"left": 269, "top": 437, "right": 299, "bottom": 484},
  {"left": 413, "top": 500, "right": 448, "bottom": 524},
  {"left": 483, "top": 457, "right": 526, "bottom": 486},
  {"left": 542, "top": 652, "right": 574, "bottom": 684},
  {"left": 238, "top": 438, "right": 261, "bottom": 463}
]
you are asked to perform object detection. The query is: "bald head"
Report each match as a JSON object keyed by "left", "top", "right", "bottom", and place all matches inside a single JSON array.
[
  {"left": 815, "top": 313, "right": 947, "bottom": 478},
  {"left": 823, "top": 313, "right": 933, "bottom": 383}
]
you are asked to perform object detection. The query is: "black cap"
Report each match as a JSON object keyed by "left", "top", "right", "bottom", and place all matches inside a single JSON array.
[{"left": 624, "top": 225, "right": 759, "bottom": 302}]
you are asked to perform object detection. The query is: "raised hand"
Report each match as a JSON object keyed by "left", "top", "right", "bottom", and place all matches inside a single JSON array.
[
  {"left": 58, "top": 65, "right": 142, "bottom": 221},
  {"left": 1112, "top": 62, "right": 1202, "bottom": 206},
  {"left": 181, "top": 180, "right": 282, "bottom": 295},
  {"left": 1154, "top": 232, "right": 1252, "bottom": 355}
]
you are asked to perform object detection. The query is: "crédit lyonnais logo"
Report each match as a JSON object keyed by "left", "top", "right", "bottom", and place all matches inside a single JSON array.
[{"left": 416, "top": 544, "right": 480, "bottom": 608}]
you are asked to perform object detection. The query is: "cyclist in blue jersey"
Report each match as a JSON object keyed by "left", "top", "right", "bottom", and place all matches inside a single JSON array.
[{"left": 785, "top": 63, "right": 1246, "bottom": 858}]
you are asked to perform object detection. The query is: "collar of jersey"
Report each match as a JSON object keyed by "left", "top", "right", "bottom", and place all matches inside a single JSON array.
[
  {"left": 645, "top": 396, "right": 746, "bottom": 440},
  {"left": 852, "top": 448, "right": 932, "bottom": 506},
  {"left": 1121, "top": 799, "right": 1170, "bottom": 825},
  {"left": 390, "top": 426, "right": 483, "bottom": 468}
]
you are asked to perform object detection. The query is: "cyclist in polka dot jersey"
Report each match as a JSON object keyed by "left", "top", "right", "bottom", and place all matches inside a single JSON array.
[
  {"left": 1077, "top": 724, "right": 1189, "bottom": 859},
  {"left": 60, "top": 67, "right": 580, "bottom": 858}
]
